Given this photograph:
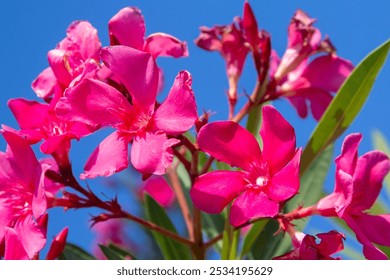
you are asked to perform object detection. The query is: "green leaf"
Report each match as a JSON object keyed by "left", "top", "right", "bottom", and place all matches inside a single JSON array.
[
  {"left": 144, "top": 195, "right": 192, "bottom": 260},
  {"left": 201, "top": 212, "right": 225, "bottom": 253},
  {"left": 240, "top": 219, "right": 268, "bottom": 258},
  {"left": 59, "top": 243, "right": 96, "bottom": 260},
  {"left": 301, "top": 39, "right": 390, "bottom": 174},
  {"left": 98, "top": 243, "right": 136, "bottom": 260}
]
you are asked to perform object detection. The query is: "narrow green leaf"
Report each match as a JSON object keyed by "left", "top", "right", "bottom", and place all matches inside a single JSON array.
[
  {"left": 240, "top": 219, "right": 268, "bottom": 258},
  {"left": 301, "top": 39, "right": 390, "bottom": 174},
  {"left": 107, "top": 243, "right": 136, "bottom": 260},
  {"left": 144, "top": 195, "right": 192, "bottom": 260},
  {"left": 201, "top": 212, "right": 225, "bottom": 253},
  {"left": 98, "top": 244, "right": 126, "bottom": 260},
  {"left": 59, "top": 243, "right": 96, "bottom": 260}
]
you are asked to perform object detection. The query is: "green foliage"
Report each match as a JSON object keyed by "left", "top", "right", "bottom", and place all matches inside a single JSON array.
[{"left": 59, "top": 243, "right": 96, "bottom": 260}]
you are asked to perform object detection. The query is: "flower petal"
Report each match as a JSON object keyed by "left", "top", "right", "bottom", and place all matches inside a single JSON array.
[
  {"left": 8, "top": 98, "right": 49, "bottom": 130},
  {"left": 145, "top": 33, "right": 188, "bottom": 58},
  {"left": 316, "top": 230, "right": 345, "bottom": 256},
  {"left": 197, "top": 121, "right": 261, "bottom": 171},
  {"left": 267, "top": 148, "right": 301, "bottom": 201},
  {"left": 108, "top": 7, "right": 145, "bottom": 50},
  {"left": 153, "top": 71, "right": 197, "bottom": 135},
  {"left": 100, "top": 45, "right": 158, "bottom": 111},
  {"left": 56, "top": 78, "right": 130, "bottom": 127},
  {"left": 335, "top": 133, "right": 362, "bottom": 178},
  {"left": 142, "top": 176, "right": 175, "bottom": 208},
  {"left": 4, "top": 228, "right": 29, "bottom": 260},
  {"left": 353, "top": 213, "right": 390, "bottom": 247},
  {"left": 190, "top": 170, "right": 246, "bottom": 214},
  {"left": 131, "top": 132, "right": 179, "bottom": 175},
  {"left": 350, "top": 150, "right": 390, "bottom": 211},
  {"left": 31, "top": 67, "right": 57, "bottom": 98},
  {"left": 230, "top": 190, "right": 279, "bottom": 227},
  {"left": 81, "top": 132, "right": 129, "bottom": 179},
  {"left": 260, "top": 105, "right": 296, "bottom": 174},
  {"left": 301, "top": 55, "right": 353, "bottom": 92}
]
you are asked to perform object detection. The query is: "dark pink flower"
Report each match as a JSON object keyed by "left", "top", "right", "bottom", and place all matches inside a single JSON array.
[
  {"left": 190, "top": 105, "right": 301, "bottom": 227},
  {"left": 109, "top": 7, "right": 188, "bottom": 59},
  {"left": 56, "top": 46, "right": 197, "bottom": 178},
  {"left": 316, "top": 133, "right": 390, "bottom": 259},
  {"left": 268, "top": 10, "right": 353, "bottom": 121},
  {"left": 0, "top": 130, "right": 48, "bottom": 259},
  {"left": 7, "top": 98, "right": 96, "bottom": 168},
  {"left": 32, "top": 21, "right": 102, "bottom": 100},
  {"left": 274, "top": 230, "right": 345, "bottom": 260}
]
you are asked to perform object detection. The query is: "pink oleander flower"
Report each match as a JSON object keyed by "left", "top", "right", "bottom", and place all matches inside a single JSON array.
[
  {"left": 195, "top": 16, "right": 249, "bottom": 106},
  {"left": 141, "top": 176, "right": 175, "bottom": 208},
  {"left": 190, "top": 105, "right": 301, "bottom": 227},
  {"left": 266, "top": 10, "right": 354, "bottom": 121},
  {"left": 32, "top": 21, "right": 102, "bottom": 100},
  {"left": 269, "top": 53, "right": 353, "bottom": 120},
  {"left": 7, "top": 98, "right": 97, "bottom": 168},
  {"left": 274, "top": 230, "right": 345, "bottom": 260},
  {"left": 0, "top": 130, "right": 49, "bottom": 259},
  {"left": 315, "top": 133, "right": 390, "bottom": 259},
  {"left": 109, "top": 7, "right": 188, "bottom": 59},
  {"left": 56, "top": 46, "right": 197, "bottom": 178}
]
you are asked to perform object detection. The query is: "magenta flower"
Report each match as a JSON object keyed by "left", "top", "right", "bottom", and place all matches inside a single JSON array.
[
  {"left": 141, "top": 176, "right": 175, "bottom": 208},
  {"left": 274, "top": 230, "right": 345, "bottom": 260},
  {"left": 109, "top": 7, "right": 188, "bottom": 59},
  {"left": 7, "top": 98, "right": 96, "bottom": 168},
  {"left": 190, "top": 105, "right": 301, "bottom": 227},
  {"left": 32, "top": 21, "right": 102, "bottom": 100},
  {"left": 195, "top": 17, "right": 249, "bottom": 106},
  {"left": 270, "top": 54, "right": 353, "bottom": 120},
  {"left": 56, "top": 46, "right": 197, "bottom": 178},
  {"left": 315, "top": 133, "right": 390, "bottom": 259},
  {"left": 0, "top": 130, "right": 48, "bottom": 259}
]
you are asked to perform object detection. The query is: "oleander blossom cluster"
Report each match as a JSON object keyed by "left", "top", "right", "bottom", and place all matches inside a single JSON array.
[{"left": 1, "top": 1, "right": 389, "bottom": 260}]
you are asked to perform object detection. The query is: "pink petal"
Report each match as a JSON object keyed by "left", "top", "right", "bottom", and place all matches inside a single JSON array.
[
  {"left": 131, "top": 132, "right": 179, "bottom": 175},
  {"left": 56, "top": 78, "right": 131, "bottom": 127},
  {"left": 82, "top": 132, "right": 129, "bottom": 179},
  {"left": 301, "top": 55, "right": 353, "bottom": 92},
  {"left": 142, "top": 176, "right": 175, "bottom": 208},
  {"left": 32, "top": 164, "right": 49, "bottom": 220},
  {"left": 0, "top": 203, "right": 13, "bottom": 242},
  {"left": 8, "top": 98, "right": 49, "bottom": 130},
  {"left": 100, "top": 45, "right": 159, "bottom": 111},
  {"left": 194, "top": 26, "right": 223, "bottom": 51},
  {"left": 145, "top": 33, "right": 188, "bottom": 58},
  {"left": 4, "top": 228, "right": 29, "bottom": 260},
  {"left": 197, "top": 121, "right": 261, "bottom": 171},
  {"left": 267, "top": 148, "right": 301, "bottom": 201},
  {"left": 15, "top": 214, "right": 46, "bottom": 259},
  {"left": 305, "top": 88, "right": 333, "bottom": 121},
  {"left": 40, "top": 133, "right": 72, "bottom": 154},
  {"left": 242, "top": 1, "right": 260, "bottom": 48},
  {"left": 31, "top": 67, "right": 57, "bottom": 98},
  {"left": 353, "top": 213, "right": 390, "bottom": 247},
  {"left": 287, "top": 96, "right": 308, "bottom": 118},
  {"left": 335, "top": 133, "right": 362, "bottom": 178},
  {"left": 190, "top": 170, "right": 247, "bottom": 214},
  {"left": 344, "top": 215, "right": 388, "bottom": 260},
  {"left": 1, "top": 129, "right": 41, "bottom": 188},
  {"left": 153, "top": 70, "right": 197, "bottom": 135},
  {"left": 64, "top": 21, "right": 101, "bottom": 60},
  {"left": 316, "top": 230, "right": 345, "bottom": 256},
  {"left": 108, "top": 7, "right": 145, "bottom": 50},
  {"left": 230, "top": 190, "right": 279, "bottom": 227},
  {"left": 260, "top": 105, "right": 296, "bottom": 174},
  {"left": 48, "top": 49, "right": 72, "bottom": 87},
  {"left": 351, "top": 150, "right": 390, "bottom": 211}
]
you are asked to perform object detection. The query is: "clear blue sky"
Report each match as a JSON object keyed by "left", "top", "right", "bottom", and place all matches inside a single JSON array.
[{"left": 0, "top": 0, "right": 389, "bottom": 259}]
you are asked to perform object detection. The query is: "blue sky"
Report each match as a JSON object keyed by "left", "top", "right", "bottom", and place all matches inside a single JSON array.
[{"left": 0, "top": 0, "right": 389, "bottom": 259}]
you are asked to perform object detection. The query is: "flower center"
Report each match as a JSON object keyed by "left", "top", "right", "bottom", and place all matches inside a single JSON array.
[
  {"left": 245, "top": 161, "right": 270, "bottom": 191},
  {"left": 255, "top": 176, "right": 268, "bottom": 187}
]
